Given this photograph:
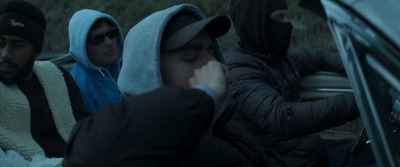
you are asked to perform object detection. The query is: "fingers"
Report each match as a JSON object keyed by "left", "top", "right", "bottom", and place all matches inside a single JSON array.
[
  {"left": 188, "top": 60, "right": 228, "bottom": 99},
  {"left": 221, "top": 64, "right": 229, "bottom": 84}
]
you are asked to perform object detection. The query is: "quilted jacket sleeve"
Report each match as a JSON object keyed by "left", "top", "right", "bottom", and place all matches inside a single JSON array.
[
  {"left": 62, "top": 86, "right": 214, "bottom": 167},
  {"left": 225, "top": 49, "right": 359, "bottom": 139},
  {"left": 289, "top": 49, "right": 346, "bottom": 76}
]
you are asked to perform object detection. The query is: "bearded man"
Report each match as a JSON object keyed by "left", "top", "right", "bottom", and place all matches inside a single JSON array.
[{"left": 0, "top": 0, "right": 90, "bottom": 164}]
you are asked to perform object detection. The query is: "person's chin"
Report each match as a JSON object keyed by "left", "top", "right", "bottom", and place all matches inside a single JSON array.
[
  {"left": 107, "top": 54, "right": 119, "bottom": 63},
  {"left": 0, "top": 73, "right": 18, "bottom": 85}
]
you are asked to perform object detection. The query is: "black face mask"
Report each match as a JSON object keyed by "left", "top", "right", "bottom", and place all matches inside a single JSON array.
[
  {"left": 230, "top": 0, "right": 293, "bottom": 58},
  {"left": 266, "top": 0, "right": 293, "bottom": 60},
  {"left": 267, "top": 21, "right": 293, "bottom": 59}
]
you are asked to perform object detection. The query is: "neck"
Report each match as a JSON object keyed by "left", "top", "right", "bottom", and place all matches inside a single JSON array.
[{"left": 20, "top": 71, "right": 34, "bottom": 81}]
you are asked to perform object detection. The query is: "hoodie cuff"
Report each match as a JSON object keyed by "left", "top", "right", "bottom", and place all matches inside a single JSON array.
[{"left": 195, "top": 85, "right": 219, "bottom": 110}]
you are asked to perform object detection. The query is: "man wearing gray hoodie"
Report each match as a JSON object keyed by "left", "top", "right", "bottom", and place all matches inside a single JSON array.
[{"left": 63, "top": 4, "right": 267, "bottom": 167}]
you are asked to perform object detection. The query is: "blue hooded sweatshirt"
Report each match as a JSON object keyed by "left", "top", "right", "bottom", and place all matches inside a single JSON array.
[{"left": 69, "top": 9, "right": 124, "bottom": 113}]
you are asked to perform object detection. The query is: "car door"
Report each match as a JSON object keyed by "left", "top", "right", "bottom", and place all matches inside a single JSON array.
[{"left": 320, "top": 0, "right": 400, "bottom": 166}]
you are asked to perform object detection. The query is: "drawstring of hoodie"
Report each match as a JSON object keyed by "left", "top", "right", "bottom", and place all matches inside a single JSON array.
[{"left": 98, "top": 68, "right": 121, "bottom": 100}]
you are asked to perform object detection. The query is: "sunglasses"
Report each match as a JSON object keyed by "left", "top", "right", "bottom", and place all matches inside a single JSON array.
[{"left": 87, "top": 27, "right": 118, "bottom": 45}]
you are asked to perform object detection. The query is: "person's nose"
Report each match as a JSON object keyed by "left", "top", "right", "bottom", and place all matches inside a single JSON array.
[
  {"left": 195, "top": 51, "right": 219, "bottom": 74},
  {"left": 103, "top": 36, "right": 114, "bottom": 46},
  {"left": 0, "top": 45, "right": 12, "bottom": 60},
  {"left": 202, "top": 50, "right": 217, "bottom": 62}
]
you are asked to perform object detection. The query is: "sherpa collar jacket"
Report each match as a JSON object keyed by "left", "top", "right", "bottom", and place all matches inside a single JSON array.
[{"left": 0, "top": 61, "right": 85, "bottom": 160}]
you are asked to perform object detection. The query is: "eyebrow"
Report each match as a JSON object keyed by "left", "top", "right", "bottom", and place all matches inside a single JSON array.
[
  {"left": 0, "top": 36, "right": 27, "bottom": 43},
  {"left": 89, "top": 27, "right": 117, "bottom": 38},
  {"left": 181, "top": 44, "right": 204, "bottom": 50},
  {"left": 12, "top": 39, "right": 27, "bottom": 43},
  {"left": 180, "top": 43, "right": 216, "bottom": 51}
]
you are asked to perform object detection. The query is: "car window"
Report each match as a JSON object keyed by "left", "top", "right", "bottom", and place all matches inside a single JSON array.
[
  {"left": 325, "top": 1, "right": 400, "bottom": 164},
  {"left": 344, "top": 26, "right": 400, "bottom": 165}
]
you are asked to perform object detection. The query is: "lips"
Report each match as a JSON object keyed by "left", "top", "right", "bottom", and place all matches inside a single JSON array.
[
  {"left": 0, "top": 62, "right": 17, "bottom": 73},
  {"left": 105, "top": 48, "right": 117, "bottom": 57}
]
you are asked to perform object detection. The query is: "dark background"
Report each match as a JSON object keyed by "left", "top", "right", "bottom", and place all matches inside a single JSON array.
[{"left": 1, "top": 0, "right": 337, "bottom": 54}]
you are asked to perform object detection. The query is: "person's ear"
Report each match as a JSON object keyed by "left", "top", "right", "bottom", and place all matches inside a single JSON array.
[{"left": 34, "top": 52, "right": 39, "bottom": 58}]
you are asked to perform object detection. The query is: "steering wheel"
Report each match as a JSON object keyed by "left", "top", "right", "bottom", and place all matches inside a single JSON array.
[{"left": 351, "top": 124, "right": 368, "bottom": 155}]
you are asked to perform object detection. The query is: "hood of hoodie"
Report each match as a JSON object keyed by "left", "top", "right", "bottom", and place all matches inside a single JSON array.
[
  {"left": 69, "top": 9, "right": 124, "bottom": 71},
  {"left": 118, "top": 4, "right": 225, "bottom": 97},
  {"left": 229, "top": 0, "right": 293, "bottom": 60}
]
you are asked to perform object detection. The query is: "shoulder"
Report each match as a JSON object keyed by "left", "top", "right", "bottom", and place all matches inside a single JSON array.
[
  {"left": 56, "top": 65, "right": 69, "bottom": 74},
  {"left": 69, "top": 64, "right": 91, "bottom": 82},
  {"left": 69, "top": 63, "right": 87, "bottom": 76},
  {"left": 224, "top": 47, "right": 266, "bottom": 70},
  {"left": 33, "top": 61, "right": 67, "bottom": 79},
  {"left": 54, "top": 65, "right": 81, "bottom": 88},
  {"left": 224, "top": 46, "right": 250, "bottom": 63}
]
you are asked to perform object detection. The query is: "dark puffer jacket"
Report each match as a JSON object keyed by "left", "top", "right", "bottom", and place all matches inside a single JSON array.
[
  {"left": 224, "top": 46, "right": 359, "bottom": 166},
  {"left": 226, "top": 0, "right": 360, "bottom": 165},
  {"left": 63, "top": 86, "right": 268, "bottom": 167}
]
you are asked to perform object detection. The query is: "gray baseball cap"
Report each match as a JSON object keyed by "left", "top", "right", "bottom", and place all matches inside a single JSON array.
[{"left": 161, "top": 12, "right": 231, "bottom": 51}]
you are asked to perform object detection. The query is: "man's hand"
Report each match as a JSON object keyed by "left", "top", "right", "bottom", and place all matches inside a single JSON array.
[{"left": 189, "top": 61, "right": 229, "bottom": 100}]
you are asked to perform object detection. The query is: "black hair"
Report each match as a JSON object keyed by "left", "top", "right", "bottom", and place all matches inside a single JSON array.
[
  {"left": 90, "top": 18, "right": 112, "bottom": 31},
  {"left": 0, "top": 0, "right": 46, "bottom": 30}
]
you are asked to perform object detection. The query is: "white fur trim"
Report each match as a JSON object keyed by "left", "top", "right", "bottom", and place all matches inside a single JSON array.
[
  {"left": 0, "top": 61, "right": 76, "bottom": 160},
  {"left": 0, "top": 79, "right": 45, "bottom": 160},
  {"left": 33, "top": 61, "right": 76, "bottom": 142},
  {"left": 0, "top": 147, "right": 62, "bottom": 167}
]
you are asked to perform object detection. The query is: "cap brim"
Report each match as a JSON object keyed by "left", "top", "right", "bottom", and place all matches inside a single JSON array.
[{"left": 161, "top": 15, "right": 231, "bottom": 51}]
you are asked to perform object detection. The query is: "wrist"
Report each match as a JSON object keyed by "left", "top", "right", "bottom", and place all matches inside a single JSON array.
[{"left": 195, "top": 85, "right": 220, "bottom": 110}]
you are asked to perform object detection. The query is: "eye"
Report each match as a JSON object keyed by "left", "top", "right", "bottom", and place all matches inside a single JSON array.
[
  {"left": 13, "top": 42, "right": 25, "bottom": 48},
  {"left": 92, "top": 35, "right": 105, "bottom": 43},
  {"left": 271, "top": 13, "right": 284, "bottom": 21},
  {"left": 277, "top": 14, "right": 285, "bottom": 19},
  {"left": 270, "top": 10, "right": 289, "bottom": 22},
  {"left": 182, "top": 55, "right": 197, "bottom": 62},
  {"left": 106, "top": 28, "right": 118, "bottom": 39},
  {"left": 181, "top": 50, "right": 197, "bottom": 62}
]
